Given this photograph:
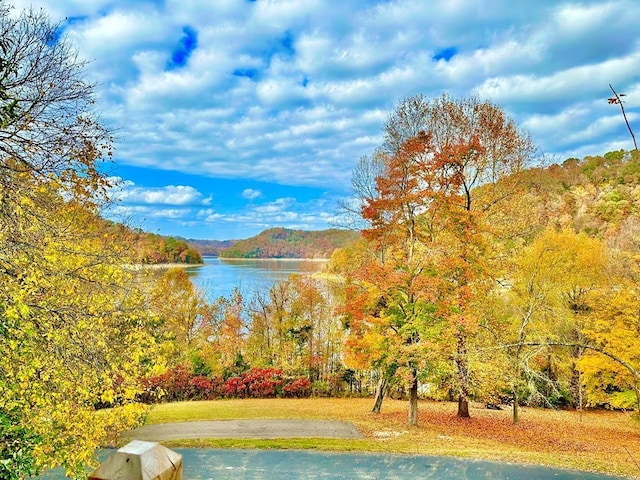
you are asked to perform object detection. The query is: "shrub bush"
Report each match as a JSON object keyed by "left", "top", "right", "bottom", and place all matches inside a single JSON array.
[
  {"left": 138, "top": 364, "right": 192, "bottom": 403},
  {"left": 189, "top": 375, "right": 223, "bottom": 400},
  {"left": 221, "top": 376, "right": 248, "bottom": 398},
  {"left": 139, "top": 366, "right": 311, "bottom": 403},
  {"left": 284, "top": 377, "right": 311, "bottom": 397},
  {"left": 222, "top": 368, "right": 285, "bottom": 398}
]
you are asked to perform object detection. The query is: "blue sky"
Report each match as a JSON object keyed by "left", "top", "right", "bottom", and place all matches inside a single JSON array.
[{"left": 16, "top": 0, "right": 640, "bottom": 240}]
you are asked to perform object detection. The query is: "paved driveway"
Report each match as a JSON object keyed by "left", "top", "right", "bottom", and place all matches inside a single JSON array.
[{"left": 124, "top": 419, "right": 363, "bottom": 441}]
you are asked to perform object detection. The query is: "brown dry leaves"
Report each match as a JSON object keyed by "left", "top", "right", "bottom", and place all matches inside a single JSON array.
[{"left": 359, "top": 400, "right": 640, "bottom": 478}]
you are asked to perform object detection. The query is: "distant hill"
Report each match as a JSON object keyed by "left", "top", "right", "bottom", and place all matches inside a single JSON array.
[
  {"left": 219, "top": 228, "right": 361, "bottom": 258},
  {"left": 185, "top": 238, "right": 237, "bottom": 256},
  {"left": 88, "top": 220, "right": 204, "bottom": 265},
  {"left": 123, "top": 230, "right": 203, "bottom": 264}
]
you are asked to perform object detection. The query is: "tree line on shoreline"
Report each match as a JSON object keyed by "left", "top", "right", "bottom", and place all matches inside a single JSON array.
[{"left": 216, "top": 227, "right": 360, "bottom": 259}]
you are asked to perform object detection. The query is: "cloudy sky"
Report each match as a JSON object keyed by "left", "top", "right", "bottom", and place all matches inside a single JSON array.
[{"left": 14, "top": 0, "right": 640, "bottom": 240}]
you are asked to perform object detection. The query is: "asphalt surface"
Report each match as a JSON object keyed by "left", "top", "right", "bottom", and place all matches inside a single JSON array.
[
  {"left": 123, "top": 419, "right": 363, "bottom": 442},
  {"left": 39, "top": 448, "right": 627, "bottom": 480}
]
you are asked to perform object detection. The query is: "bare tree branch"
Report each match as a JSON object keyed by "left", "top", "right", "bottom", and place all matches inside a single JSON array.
[{"left": 609, "top": 83, "right": 638, "bottom": 151}]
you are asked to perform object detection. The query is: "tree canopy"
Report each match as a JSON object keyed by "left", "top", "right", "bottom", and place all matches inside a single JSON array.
[
  {"left": 0, "top": 4, "right": 156, "bottom": 477},
  {"left": 340, "top": 93, "right": 536, "bottom": 423}
]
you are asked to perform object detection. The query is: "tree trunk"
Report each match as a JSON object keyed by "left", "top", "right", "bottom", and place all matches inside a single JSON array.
[
  {"left": 457, "top": 396, "right": 469, "bottom": 418},
  {"left": 513, "top": 346, "right": 521, "bottom": 424},
  {"left": 408, "top": 369, "right": 418, "bottom": 425},
  {"left": 456, "top": 332, "right": 471, "bottom": 418},
  {"left": 372, "top": 374, "right": 387, "bottom": 413},
  {"left": 569, "top": 344, "right": 585, "bottom": 411}
]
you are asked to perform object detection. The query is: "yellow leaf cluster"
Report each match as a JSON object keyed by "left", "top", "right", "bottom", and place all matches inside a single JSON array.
[{"left": 1, "top": 179, "right": 158, "bottom": 476}]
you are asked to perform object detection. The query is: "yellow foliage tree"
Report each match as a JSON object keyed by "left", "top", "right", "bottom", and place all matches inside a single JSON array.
[
  {"left": 483, "top": 228, "right": 607, "bottom": 422},
  {"left": 149, "top": 267, "right": 211, "bottom": 366},
  {"left": 581, "top": 285, "right": 640, "bottom": 410},
  {"left": 1, "top": 181, "right": 156, "bottom": 477},
  {"left": 0, "top": 4, "right": 159, "bottom": 477}
]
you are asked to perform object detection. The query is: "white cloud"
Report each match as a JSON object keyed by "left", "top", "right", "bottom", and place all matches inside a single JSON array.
[
  {"left": 193, "top": 197, "right": 337, "bottom": 234},
  {"left": 109, "top": 179, "right": 211, "bottom": 206},
  {"left": 16, "top": 0, "right": 640, "bottom": 238},
  {"left": 252, "top": 197, "right": 295, "bottom": 214},
  {"left": 110, "top": 205, "right": 191, "bottom": 220},
  {"left": 242, "top": 188, "right": 263, "bottom": 200},
  {"left": 79, "top": 0, "right": 637, "bottom": 181},
  {"left": 474, "top": 54, "right": 640, "bottom": 108}
]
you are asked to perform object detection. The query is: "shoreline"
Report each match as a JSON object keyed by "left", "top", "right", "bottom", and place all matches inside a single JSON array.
[
  {"left": 126, "top": 263, "right": 203, "bottom": 270},
  {"left": 127, "top": 258, "right": 330, "bottom": 269},
  {"left": 215, "top": 257, "right": 329, "bottom": 262}
]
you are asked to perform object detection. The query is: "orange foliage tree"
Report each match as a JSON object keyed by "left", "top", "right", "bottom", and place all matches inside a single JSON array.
[{"left": 341, "top": 93, "right": 535, "bottom": 422}]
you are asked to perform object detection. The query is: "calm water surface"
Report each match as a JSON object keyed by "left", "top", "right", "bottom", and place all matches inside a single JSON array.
[
  {"left": 185, "top": 257, "right": 326, "bottom": 301},
  {"left": 38, "top": 448, "right": 629, "bottom": 479}
]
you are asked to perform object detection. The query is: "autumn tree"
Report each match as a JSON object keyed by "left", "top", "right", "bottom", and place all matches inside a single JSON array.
[
  {"left": 342, "top": 93, "right": 535, "bottom": 422},
  {"left": 1, "top": 187, "right": 156, "bottom": 477},
  {"left": 148, "top": 267, "right": 213, "bottom": 368},
  {"left": 0, "top": 3, "right": 156, "bottom": 476},
  {"left": 405, "top": 94, "right": 534, "bottom": 418},
  {"left": 245, "top": 275, "right": 343, "bottom": 379},
  {"left": 482, "top": 228, "right": 607, "bottom": 422},
  {"left": 215, "top": 288, "right": 247, "bottom": 375}
]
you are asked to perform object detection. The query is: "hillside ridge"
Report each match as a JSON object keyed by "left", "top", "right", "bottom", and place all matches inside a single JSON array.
[{"left": 219, "top": 227, "right": 360, "bottom": 258}]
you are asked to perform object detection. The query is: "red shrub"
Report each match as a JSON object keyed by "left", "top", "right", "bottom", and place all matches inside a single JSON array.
[
  {"left": 283, "top": 377, "right": 311, "bottom": 398},
  {"left": 158, "top": 364, "right": 192, "bottom": 401},
  {"left": 222, "top": 376, "right": 248, "bottom": 398},
  {"left": 139, "top": 364, "right": 202, "bottom": 403},
  {"left": 246, "top": 368, "right": 284, "bottom": 398},
  {"left": 189, "top": 375, "right": 223, "bottom": 400},
  {"left": 139, "top": 366, "right": 311, "bottom": 402},
  {"left": 223, "top": 368, "right": 285, "bottom": 398}
]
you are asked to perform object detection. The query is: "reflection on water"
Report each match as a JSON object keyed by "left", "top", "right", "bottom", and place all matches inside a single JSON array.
[
  {"left": 38, "top": 448, "right": 627, "bottom": 480},
  {"left": 186, "top": 257, "right": 326, "bottom": 301}
]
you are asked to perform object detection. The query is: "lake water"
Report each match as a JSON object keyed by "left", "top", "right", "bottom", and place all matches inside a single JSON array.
[
  {"left": 185, "top": 257, "right": 327, "bottom": 301},
  {"left": 37, "top": 448, "right": 628, "bottom": 479}
]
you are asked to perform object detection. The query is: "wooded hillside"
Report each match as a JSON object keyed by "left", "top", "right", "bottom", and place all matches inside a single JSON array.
[
  {"left": 219, "top": 227, "right": 360, "bottom": 258},
  {"left": 185, "top": 238, "right": 237, "bottom": 256},
  {"left": 518, "top": 149, "right": 640, "bottom": 246},
  {"left": 98, "top": 222, "right": 203, "bottom": 264}
]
